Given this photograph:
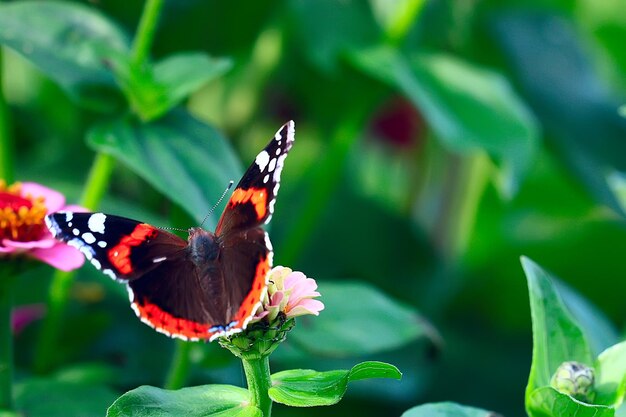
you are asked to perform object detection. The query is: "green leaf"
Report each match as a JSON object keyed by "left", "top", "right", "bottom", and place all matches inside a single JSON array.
[
  {"left": 15, "top": 378, "right": 118, "bottom": 417},
  {"left": 491, "top": 12, "right": 626, "bottom": 217},
  {"left": 288, "top": 281, "right": 438, "bottom": 356},
  {"left": 288, "top": 0, "right": 380, "bottom": 73},
  {"left": 402, "top": 402, "right": 501, "bottom": 417},
  {"left": 108, "top": 51, "right": 232, "bottom": 121},
  {"left": 555, "top": 280, "right": 619, "bottom": 358},
  {"left": 595, "top": 341, "right": 626, "bottom": 407},
  {"left": 107, "top": 384, "right": 260, "bottom": 417},
  {"left": 348, "top": 46, "right": 539, "bottom": 197},
  {"left": 269, "top": 361, "right": 400, "bottom": 407},
  {"left": 87, "top": 110, "right": 242, "bottom": 225},
  {"left": 0, "top": 0, "right": 129, "bottom": 111},
  {"left": 521, "top": 257, "right": 593, "bottom": 399},
  {"left": 369, "top": 0, "right": 426, "bottom": 43},
  {"left": 527, "top": 387, "right": 614, "bottom": 417}
]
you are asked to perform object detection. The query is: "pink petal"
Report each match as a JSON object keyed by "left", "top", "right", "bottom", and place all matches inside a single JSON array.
[
  {"left": 284, "top": 271, "right": 307, "bottom": 289},
  {"left": 2, "top": 237, "right": 56, "bottom": 250},
  {"left": 62, "top": 204, "right": 88, "bottom": 213},
  {"left": 12, "top": 304, "right": 46, "bottom": 334},
  {"left": 29, "top": 242, "right": 84, "bottom": 271},
  {"left": 269, "top": 291, "right": 284, "bottom": 307},
  {"left": 287, "top": 299, "right": 325, "bottom": 318},
  {"left": 288, "top": 278, "right": 320, "bottom": 303},
  {"left": 21, "top": 182, "right": 65, "bottom": 212},
  {"left": 0, "top": 244, "right": 17, "bottom": 253}
]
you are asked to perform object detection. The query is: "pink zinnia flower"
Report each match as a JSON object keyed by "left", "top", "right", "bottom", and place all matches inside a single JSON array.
[
  {"left": 0, "top": 180, "right": 84, "bottom": 271},
  {"left": 253, "top": 266, "right": 324, "bottom": 323}
]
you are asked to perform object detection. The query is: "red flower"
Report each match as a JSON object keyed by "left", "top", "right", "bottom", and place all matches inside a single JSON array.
[{"left": 0, "top": 181, "right": 84, "bottom": 271}]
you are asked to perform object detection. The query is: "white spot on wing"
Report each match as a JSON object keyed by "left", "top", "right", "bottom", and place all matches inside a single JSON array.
[
  {"left": 268, "top": 158, "right": 277, "bottom": 172},
  {"left": 82, "top": 232, "right": 96, "bottom": 244},
  {"left": 98, "top": 241, "right": 107, "bottom": 248},
  {"left": 65, "top": 212, "right": 73, "bottom": 222},
  {"left": 152, "top": 256, "right": 167, "bottom": 263},
  {"left": 263, "top": 174, "right": 269, "bottom": 183},
  {"left": 255, "top": 150, "right": 270, "bottom": 172},
  {"left": 91, "top": 259, "right": 101, "bottom": 270},
  {"left": 88, "top": 213, "right": 107, "bottom": 234},
  {"left": 275, "top": 148, "right": 281, "bottom": 155},
  {"left": 73, "top": 228, "right": 79, "bottom": 236}
]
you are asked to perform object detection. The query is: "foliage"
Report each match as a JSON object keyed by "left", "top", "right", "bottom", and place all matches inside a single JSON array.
[{"left": 0, "top": 0, "right": 625, "bottom": 416}]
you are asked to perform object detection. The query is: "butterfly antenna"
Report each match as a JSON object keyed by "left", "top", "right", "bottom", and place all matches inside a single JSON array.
[{"left": 200, "top": 180, "right": 234, "bottom": 228}]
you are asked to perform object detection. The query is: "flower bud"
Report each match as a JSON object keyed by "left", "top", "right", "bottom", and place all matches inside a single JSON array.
[{"left": 550, "top": 361, "right": 595, "bottom": 402}]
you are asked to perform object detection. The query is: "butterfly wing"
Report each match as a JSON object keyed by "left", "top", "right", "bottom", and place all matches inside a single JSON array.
[
  {"left": 201, "top": 120, "right": 295, "bottom": 337},
  {"left": 215, "top": 120, "right": 295, "bottom": 235},
  {"left": 45, "top": 212, "right": 187, "bottom": 281}
]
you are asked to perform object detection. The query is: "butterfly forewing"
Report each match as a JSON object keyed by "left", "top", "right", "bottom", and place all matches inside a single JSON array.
[
  {"left": 45, "top": 212, "right": 187, "bottom": 281},
  {"left": 215, "top": 121, "right": 295, "bottom": 236}
]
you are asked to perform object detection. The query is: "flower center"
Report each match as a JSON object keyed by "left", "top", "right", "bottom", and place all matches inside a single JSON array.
[{"left": 0, "top": 181, "right": 47, "bottom": 244}]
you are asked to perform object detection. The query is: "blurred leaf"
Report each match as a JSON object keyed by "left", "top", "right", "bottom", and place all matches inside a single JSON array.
[
  {"left": 0, "top": 0, "right": 129, "bottom": 111},
  {"left": 269, "top": 361, "right": 401, "bottom": 407},
  {"left": 87, "top": 109, "right": 242, "bottom": 225},
  {"left": 369, "top": 0, "right": 426, "bottom": 43},
  {"left": 491, "top": 12, "right": 626, "bottom": 216},
  {"left": 402, "top": 402, "right": 501, "bottom": 417},
  {"left": 527, "top": 386, "right": 614, "bottom": 417},
  {"left": 288, "top": 0, "right": 380, "bottom": 72},
  {"left": 349, "top": 46, "right": 539, "bottom": 196},
  {"left": 53, "top": 362, "right": 119, "bottom": 386},
  {"left": 15, "top": 378, "right": 118, "bottom": 417},
  {"left": 555, "top": 280, "right": 619, "bottom": 358},
  {"left": 288, "top": 281, "right": 438, "bottom": 357},
  {"left": 107, "top": 385, "right": 260, "bottom": 417},
  {"left": 595, "top": 341, "right": 626, "bottom": 407},
  {"left": 107, "top": 51, "right": 232, "bottom": 121},
  {"left": 522, "top": 257, "right": 593, "bottom": 401}
]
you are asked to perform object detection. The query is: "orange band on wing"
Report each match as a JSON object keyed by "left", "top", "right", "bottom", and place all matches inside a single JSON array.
[
  {"left": 108, "top": 224, "right": 158, "bottom": 275},
  {"left": 134, "top": 301, "right": 213, "bottom": 340},
  {"left": 228, "top": 187, "right": 267, "bottom": 220},
  {"left": 233, "top": 254, "right": 270, "bottom": 324}
]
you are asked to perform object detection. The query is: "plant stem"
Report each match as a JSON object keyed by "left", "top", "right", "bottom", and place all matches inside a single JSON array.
[
  {"left": 131, "top": 0, "right": 165, "bottom": 67},
  {"left": 242, "top": 356, "right": 272, "bottom": 417},
  {"left": 34, "top": 154, "right": 115, "bottom": 373},
  {"left": 0, "top": 270, "right": 15, "bottom": 411},
  {"left": 164, "top": 337, "right": 192, "bottom": 389},
  {"left": 0, "top": 47, "right": 14, "bottom": 183}
]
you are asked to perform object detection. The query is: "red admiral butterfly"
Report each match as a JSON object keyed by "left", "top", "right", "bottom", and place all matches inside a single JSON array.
[{"left": 45, "top": 121, "right": 295, "bottom": 341}]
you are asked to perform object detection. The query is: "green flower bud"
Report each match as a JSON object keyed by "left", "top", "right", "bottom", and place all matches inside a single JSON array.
[
  {"left": 550, "top": 361, "right": 595, "bottom": 402},
  {"left": 218, "top": 314, "right": 295, "bottom": 360}
]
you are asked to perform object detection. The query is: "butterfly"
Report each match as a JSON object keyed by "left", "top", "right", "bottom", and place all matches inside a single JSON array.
[{"left": 45, "top": 121, "right": 295, "bottom": 341}]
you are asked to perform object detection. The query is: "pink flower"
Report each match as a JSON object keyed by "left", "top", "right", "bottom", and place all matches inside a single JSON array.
[
  {"left": 0, "top": 180, "right": 84, "bottom": 271},
  {"left": 253, "top": 266, "right": 324, "bottom": 323},
  {"left": 12, "top": 304, "right": 46, "bottom": 334}
]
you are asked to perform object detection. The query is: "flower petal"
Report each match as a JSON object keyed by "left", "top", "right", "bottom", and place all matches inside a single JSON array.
[
  {"left": 21, "top": 182, "right": 65, "bottom": 212},
  {"left": 2, "top": 237, "right": 56, "bottom": 249},
  {"left": 29, "top": 242, "right": 85, "bottom": 271},
  {"left": 12, "top": 304, "right": 46, "bottom": 334},
  {"left": 287, "top": 299, "right": 325, "bottom": 318}
]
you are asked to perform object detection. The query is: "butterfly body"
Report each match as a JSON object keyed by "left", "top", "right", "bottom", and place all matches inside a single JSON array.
[{"left": 45, "top": 121, "right": 294, "bottom": 341}]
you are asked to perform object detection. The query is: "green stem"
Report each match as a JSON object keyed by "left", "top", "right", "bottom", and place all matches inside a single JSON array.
[
  {"left": 242, "top": 356, "right": 272, "bottom": 417},
  {"left": 34, "top": 154, "right": 115, "bottom": 374},
  {"left": 0, "top": 273, "right": 15, "bottom": 411},
  {"left": 131, "top": 0, "right": 165, "bottom": 67},
  {"left": 0, "top": 47, "right": 14, "bottom": 183},
  {"left": 163, "top": 334, "right": 192, "bottom": 389}
]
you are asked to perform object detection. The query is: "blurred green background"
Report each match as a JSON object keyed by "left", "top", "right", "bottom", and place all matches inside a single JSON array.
[{"left": 4, "top": 0, "right": 626, "bottom": 416}]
